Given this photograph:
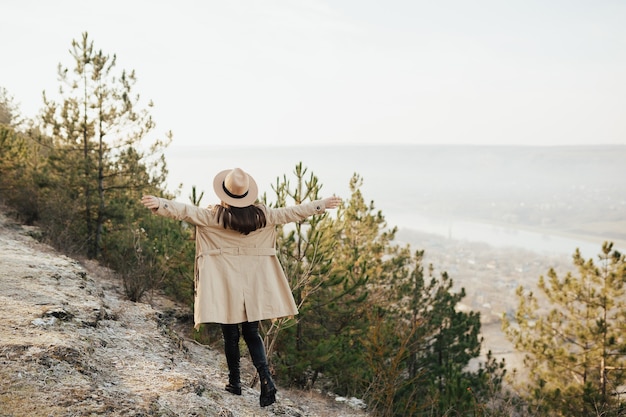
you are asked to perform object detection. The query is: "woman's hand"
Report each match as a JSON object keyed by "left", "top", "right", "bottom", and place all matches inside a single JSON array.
[
  {"left": 323, "top": 195, "right": 342, "bottom": 210},
  {"left": 141, "top": 195, "right": 160, "bottom": 210}
]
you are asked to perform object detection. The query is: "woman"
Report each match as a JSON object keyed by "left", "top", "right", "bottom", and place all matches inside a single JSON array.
[{"left": 141, "top": 167, "right": 341, "bottom": 407}]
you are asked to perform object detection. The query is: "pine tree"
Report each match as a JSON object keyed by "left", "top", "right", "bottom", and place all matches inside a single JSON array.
[
  {"left": 263, "top": 163, "right": 345, "bottom": 388},
  {"left": 324, "top": 172, "right": 398, "bottom": 394},
  {"left": 0, "top": 89, "right": 45, "bottom": 222},
  {"left": 0, "top": 124, "right": 27, "bottom": 207},
  {"left": 40, "top": 32, "right": 169, "bottom": 258},
  {"left": 367, "top": 249, "right": 504, "bottom": 416},
  {"left": 0, "top": 87, "right": 20, "bottom": 126},
  {"left": 503, "top": 242, "right": 626, "bottom": 416},
  {"left": 0, "top": 88, "right": 24, "bottom": 185}
]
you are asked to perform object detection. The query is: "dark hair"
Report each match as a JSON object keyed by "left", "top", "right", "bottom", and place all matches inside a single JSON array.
[{"left": 215, "top": 204, "right": 267, "bottom": 235}]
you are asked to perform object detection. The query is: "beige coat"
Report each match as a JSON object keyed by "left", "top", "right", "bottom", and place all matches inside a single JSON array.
[{"left": 154, "top": 198, "right": 327, "bottom": 328}]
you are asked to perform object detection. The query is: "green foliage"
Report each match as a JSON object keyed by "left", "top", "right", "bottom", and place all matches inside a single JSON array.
[
  {"left": 0, "top": 113, "right": 48, "bottom": 224},
  {"left": 503, "top": 242, "right": 626, "bottom": 416}
]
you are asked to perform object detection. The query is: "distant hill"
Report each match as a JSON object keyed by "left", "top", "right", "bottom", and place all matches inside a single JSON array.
[
  {"left": 167, "top": 144, "right": 626, "bottom": 244},
  {"left": 383, "top": 145, "right": 626, "bottom": 242}
]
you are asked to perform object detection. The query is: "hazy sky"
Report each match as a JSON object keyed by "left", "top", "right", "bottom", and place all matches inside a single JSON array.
[{"left": 2, "top": 0, "right": 626, "bottom": 148}]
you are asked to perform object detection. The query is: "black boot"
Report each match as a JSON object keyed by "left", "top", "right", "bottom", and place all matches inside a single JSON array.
[
  {"left": 258, "top": 365, "right": 277, "bottom": 407},
  {"left": 225, "top": 368, "right": 242, "bottom": 395},
  {"left": 226, "top": 380, "right": 242, "bottom": 395},
  {"left": 221, "top": 324, "right": 242, "bottom": 395},
  {"left": 242, "top": 321, "right": 277, "bottom": 407}
]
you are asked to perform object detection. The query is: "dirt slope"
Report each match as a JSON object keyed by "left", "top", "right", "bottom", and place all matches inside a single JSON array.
[{"left": 0, "top": 211, "right": 368, "bottom": 417}]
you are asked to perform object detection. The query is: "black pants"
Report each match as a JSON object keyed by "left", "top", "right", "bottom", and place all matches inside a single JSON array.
[{"left": 221, "top": 321, "right": 268, "bottom": 372}]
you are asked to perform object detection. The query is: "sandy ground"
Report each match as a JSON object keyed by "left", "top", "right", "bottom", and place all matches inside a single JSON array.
[{"left": 0, "top": 210, "right": 368, "bottom": 417}]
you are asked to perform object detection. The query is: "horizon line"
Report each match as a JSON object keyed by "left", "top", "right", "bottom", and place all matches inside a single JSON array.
[{"left": 166, "top": 143, "right": 626, "bottom": 150}]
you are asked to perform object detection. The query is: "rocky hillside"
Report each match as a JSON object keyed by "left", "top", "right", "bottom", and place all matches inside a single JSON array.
[{"left": 0, "top": 211, "right": 368, "bottom": 417}]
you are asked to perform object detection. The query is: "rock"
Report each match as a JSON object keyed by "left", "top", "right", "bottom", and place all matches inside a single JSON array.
[
  {"left": 31, "top": 317, "right": 57, "bottom": 327},
  {"left": 335, "top": 396, "right": 367, "bottom": 410}
]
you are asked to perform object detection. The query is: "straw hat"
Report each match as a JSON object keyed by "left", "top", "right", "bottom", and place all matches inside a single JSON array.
[{"left": 213, "top": 168, "right": 259, "bottom": 207}]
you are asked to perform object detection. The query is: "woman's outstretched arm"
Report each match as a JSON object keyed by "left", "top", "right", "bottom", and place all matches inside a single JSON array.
[
  {"left": 264, "top": 195, "right": 342, "bottom": 225},
  {"left": 141, "top": 195, "right": 218, "bottom": 227}
]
